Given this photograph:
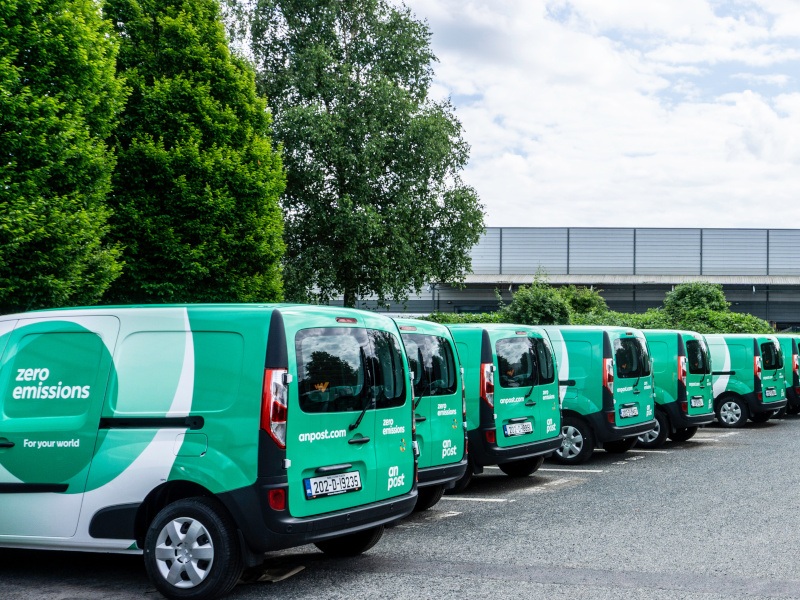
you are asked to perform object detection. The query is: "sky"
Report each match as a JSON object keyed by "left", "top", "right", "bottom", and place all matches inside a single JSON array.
[{"left": 401, "top": 0, "right": 800, "bottom": 229}]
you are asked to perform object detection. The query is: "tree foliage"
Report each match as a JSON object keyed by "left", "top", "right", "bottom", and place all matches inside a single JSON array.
[
  {"left": 499, "top": 283, "right": 571, "bottom": 326},
  {"left": 663, "top": 282, "right": 728, "bottom": 315},
  {"left": 559, "top": 285, "right": 608, "bottom": 315},
  {"left": 0, "top": 0, "right": 125, "bottom": 313},
  {"left": 104, "top": 0, "right": 285, "bottom": 304},
  {"left": 244, "top": 0, "right": 485, "bottom": 306}
]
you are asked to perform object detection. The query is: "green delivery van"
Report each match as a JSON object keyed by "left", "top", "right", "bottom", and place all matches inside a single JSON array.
[
  {"left": 542, "top": 326, "right": 657, "bottom": 464},
  {"left": 706, "top": 333, "right": 787, "bottom": 427},
  {"left": 637, "top": 330, "right": 714, "bottom": 448},
  {"left": 395, "top": 319, "right": 468, "bottom": 511},
  {"left": 776, "top": 335, "right": 800, "bottom": 416},
  {"left": 0, "top": 304, "right": 417, "bottom": 600},
  {"left": 445, "top": 324, "right": 562, "bottom": 492}
]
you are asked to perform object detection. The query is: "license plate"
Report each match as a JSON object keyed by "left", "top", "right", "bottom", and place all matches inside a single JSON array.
[
  {"left": 690, "top": 396, "right": 705, "bottom": 408},
  {"left": 304, "top": 471, "right": 362, "bottom": 499},
  {"left": 765, "top": 387, "right": 777, "bottom": 398},
  {"left": 620, "top": 406, "right": 638, "bottom": 418},
  {"left": 503, "top": 422, "right": 533, "bottom": 437}
]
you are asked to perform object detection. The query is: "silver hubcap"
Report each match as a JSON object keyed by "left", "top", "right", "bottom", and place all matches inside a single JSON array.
[
  {"left": 557, "top": 425, "right": 584, "bottom": 459},
  {"left": 720, "top": 401, "right": 742, "bottom": 425},
  {"left": 638, "top": 419, "right": 660, "bottom": 444},
  {"left": 155, "top": 517, "right": 215, "bottom": 589}
]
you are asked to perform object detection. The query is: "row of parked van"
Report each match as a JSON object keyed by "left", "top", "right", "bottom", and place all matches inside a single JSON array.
[{"left": 0, "top": 304, "right": 794, "bottom": 600}]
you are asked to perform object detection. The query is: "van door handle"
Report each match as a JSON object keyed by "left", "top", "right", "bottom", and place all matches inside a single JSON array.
[
  {"left": 348, "top": 437, "right": 371, "bottom": 445},
  {"left": 508, "top": 417, "right": 528, "bottom": 423},
  {"left": 0, "top": 439, "right": 14, "bottom": 448},
  {"left": 524, "top": 400, "right": 536, "bottom": 406},
  {"left": 315, "top": 463, "right": 353, "bottom": 474},
  {"left": 415, "top": 415, "right": 427, "bottom": 423},
  {"left": 633, "top": 389, "right": 641, "bottom": 394}
]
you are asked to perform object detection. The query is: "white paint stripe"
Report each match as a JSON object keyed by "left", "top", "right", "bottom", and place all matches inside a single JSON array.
[
  {"left": 631, "top": 449, "right": 672, "bottom": 454},
  {"left": 540, "top": 467, "right": 604, "bottom": 473},
  {"left": 167, "top": 308, "right": 194, "bottom": 417},
  {"left": 440, "top": 496, "right": 508, "bottom": 503},
  {"left": 689, "top": 438, "right": 719, "bottom": 442}
]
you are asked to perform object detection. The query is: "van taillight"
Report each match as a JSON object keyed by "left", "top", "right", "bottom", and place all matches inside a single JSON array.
[
  {"left": 268, "top": 488, "right": 286, "bottom": 511},
  {"left": 460, "top": 366, "right": 468, "bottom": 421},
  {"left": 261, "top": 368, "right": 289, "bottom": 449},
  {"left": 603, "top": 358, "right": 614, "bottom": 394},
  {"left": 754, "top": 356, "right": 762, "bottom": 380},
  {"left": 485, "top": 429, "right": 496, "bottom": 443},
  {"left": 793, "top": 353, "right": 799, "bottom": 376},
  {"left": 480, "top": 362, "right": 495, "bottom": 408},
  {"left": 678, "top": 356, "right": 687, "bottom": 386}
]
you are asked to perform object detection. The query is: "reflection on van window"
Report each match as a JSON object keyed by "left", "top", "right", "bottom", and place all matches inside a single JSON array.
[
  {"left": 496, "top": 337, "right": 555, "bottom": 389},
  {"left": 613, "top": 337, "right": 651, "bottom": 379},
  {"left": 686, "top": 339, "right": 711, "bottom": 375},
  {"left": 761, "top": 341, "right": 783, "bottom": 370},
  {"left": 401, "top": 333, "right": 457, "bottom": 397},
  {"left": 296, "top": 328, "right": 406, "bottom": 413}
]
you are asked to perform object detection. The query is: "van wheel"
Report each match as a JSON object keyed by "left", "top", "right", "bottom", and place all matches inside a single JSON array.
[
  {"left": 716, "top": 396, "right": 748, "bottom": 428},
  {"left": 750, "top": 412, "right": 772, "bottom": 423},
  {"left": 787, "top": 404, "right": 800, "bottom": 415},
  {"left": 314, "top": 526, "right": 384, "bottom": 557},
  {"left": 445, "top": 461, "right": 473, "bottom": 494},
  {"left": 669, "top": 426, "right": 698, "bottom": 442},
  {"left": 637, "top": 410, "right": 668, "bottom": 449},
  {"left": 603, "top": 437, "right": 637, "bottom": 454},
  {"left": 498, "top": 456, "right": 544, "bottom": 477},
  {"left": 553, "top": 417, "right": 594, "bottom": 465},
  {"left": 414, "top": 485, "right": 445, "bottom": 511},
  {"left": 143, "top": 497, "right": 242, "bottom": 600}
]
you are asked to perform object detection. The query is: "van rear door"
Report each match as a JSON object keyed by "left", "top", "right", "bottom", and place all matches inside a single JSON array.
[
  {"left": 683, "top": 334, "right": 713, "bottom": 415},
  {"left": 0, "top": 316, "right": 119, "bottom": 537},
  {"left": 611, "top": 333, "right": 655, "bottom": 427},
  {"left": 759, "top": 337, "right": 785, "bottom": 404}
]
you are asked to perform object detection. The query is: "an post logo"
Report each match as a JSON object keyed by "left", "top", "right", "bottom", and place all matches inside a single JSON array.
[
  {"left": 441, "top": 439, "right": 458, "bottom": 458},
  {"left": 387, "top": 465, "right": 406, "bottom": 491},
  {"left": 546, "top": 418, "right": 557, "bottom": 433}
]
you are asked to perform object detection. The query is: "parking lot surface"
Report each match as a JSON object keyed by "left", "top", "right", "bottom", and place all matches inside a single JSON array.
[{"left": 3, "top": 417, "right": 800, "bottom": 599}]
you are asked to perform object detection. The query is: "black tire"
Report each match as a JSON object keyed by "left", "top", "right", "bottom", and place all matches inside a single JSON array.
[
  {"left": 143, "top": 497, "right": 243, "bottom": 600},
  {"left": 553, "top": 416, "right": 595, "bottom": 465},
  {"left": 716, "top": 395, "right": 748, "bottom": 428},
  {"left": 603, "top": 437, "right": 638, "bottom": 454},
  {"left": 314, "top": 526, "right": 384, "bottom": 557},
  {"left": 445, "top": 460, "right": 474, "bottom": 494},
  {"left": 750, "top": 411, "right": 772, "bottom": 423},
  {"left": 668, "top": 426, "right": 698, "bottom": 442},
  {"left": 497, "top": 456, "right": 544, "bottom": 477},
  {"left": 414, "top": 485, "right": 445, "bottom": 511},
  {"left": 774, "top": 407, "right": 787, "bottom": 419},
  {"left": 787, "top": 403, "right": 800, "bottom": 416},
  {"left": 637, "top": 410, "right": 669, "bottom": 449}
]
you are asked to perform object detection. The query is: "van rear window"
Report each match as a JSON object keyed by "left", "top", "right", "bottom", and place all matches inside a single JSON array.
[
  {"left": 296, "top": 328, "right": 406, "bottom": 413},
  {"left": 761, "top": 341, "right": 783, "bottom": 370},
  {"left": 495, "top": 337, "right": 555, "bottom": 389},
  {"left": 401, "top": 333, "right": 457, "bottom": 397},
  {"left": 686, "top": 339, "right": 711, "bottom": 375},
  {"left": 613, "top": 337, "right": 651, "bottom": 379}
]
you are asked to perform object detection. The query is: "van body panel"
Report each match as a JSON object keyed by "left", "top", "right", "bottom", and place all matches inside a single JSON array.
[{"left": 777, "top": 336, "right": 800, "bottom": 412}]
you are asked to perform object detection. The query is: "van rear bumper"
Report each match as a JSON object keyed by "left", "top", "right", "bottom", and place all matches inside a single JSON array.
[
  {"left": 746, "top": 392, "right": 787, "bottom": 415},
  {"left": 662, "top": 401, "right": 715, "bottom": 429},
  {"left": 468, "top": 429, "right": 563, "bottom": 467},
  {"left": 588, "top": 413, "right": 657, "bottom": 443},
  {"left": 418, "top": 458, "right": 468, "bottom": 489},
  {"left": 219, "top": 482, "right": 417, "bottom": 554}
]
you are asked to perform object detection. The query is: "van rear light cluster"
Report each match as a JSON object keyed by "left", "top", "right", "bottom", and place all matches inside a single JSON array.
[
  {"left": 480, "top": 362, "right": 495, "bottom": 407},
  {"left": 267, "top": 488, "right": 286, "bottom": 511},
  {"left": 603, "top": 358, "right": 614, "bottom": 394},
  {"left": 485, "top": 429, "right": 496, "bottom": 444},
  {"left": 678, "top": 356, "right": 687, "bottom": 386},
  {"left": 793, "top": 353, "right": 799, "bottom": 377},
  {"left": 754, "top": 356, "right": 762, "bottom": 381},
  {"left": 261, "top": 368, "right": 290, "bottom": 449}
]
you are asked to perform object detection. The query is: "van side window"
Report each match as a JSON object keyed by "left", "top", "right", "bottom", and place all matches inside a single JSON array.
[
  {"left": 686, "top": 340, "right": 711, "bottom": 375},
  {"left": 761, "top": 341, "right": 783, "bottom": 370},
  {"left": 613, "top": 337, "right": 651, "bottom": 378},
  {"left": 295, "top": 328, "right": 407, "bottom": 413},
  {"left": 401, "top": 333, "right": 457, "bottom": 397},
  {"left": 496, "top": 337, "right": 555, "bottom": 389}
]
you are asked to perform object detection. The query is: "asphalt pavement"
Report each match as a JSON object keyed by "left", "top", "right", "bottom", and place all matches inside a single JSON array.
[{"left": 3, "top": 415, "right": 800, "bottom": 599}]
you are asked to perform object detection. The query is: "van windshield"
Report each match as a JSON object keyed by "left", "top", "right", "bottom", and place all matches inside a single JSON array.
[
  {"left": 761, "top": 341, "right": 783, "bottom": 370},
  {"left": 296, "top": 328, "right": 406, "bottom": 413},
  {"left": 686, "top": 339, "right": 711, "bottom": 375},
  {"left": 495, "top": 337, "right": 555, "bottom": 389},
  {"left": 613, "top": 337, "right": 651, "bottom": 379},
  {"left": 401, "top": 333, "right": 457, "bottom": 397}
]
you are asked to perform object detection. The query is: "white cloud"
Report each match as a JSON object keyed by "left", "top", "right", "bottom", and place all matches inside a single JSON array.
[{"left": 402, "top": 0, "right": 800, "bottom": 227}]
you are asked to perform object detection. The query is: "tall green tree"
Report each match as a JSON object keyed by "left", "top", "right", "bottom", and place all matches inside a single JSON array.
[
  {"left": 0, "top": 0, "right": 125, "bottom": 313},
  {"left": 244, "top": 0, "right": 485, "bottom": 306},
  {"left": 104, "top": 0, "right": 285, "bottom": 304}
]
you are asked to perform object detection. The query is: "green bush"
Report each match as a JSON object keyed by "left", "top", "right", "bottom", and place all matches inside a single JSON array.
[
  {"left": 499, "top": 283, "right": 571, "bottom": 325},
  {"left": 559, "top": 285, "right": 608, "bottom": 315},
  {"left": 423, "top": 312, "right": 502, "bottom": 325},
  {"left": 676, "top": 308, "right": 773, "bottom": 335},
  {"left": 663, "top": 282, "right": 728, "bottom": 315}
]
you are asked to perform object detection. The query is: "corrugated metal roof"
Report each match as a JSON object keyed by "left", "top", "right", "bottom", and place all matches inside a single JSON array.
[{"left": 464, "top": 274, "right": 800, "bottom": 285}]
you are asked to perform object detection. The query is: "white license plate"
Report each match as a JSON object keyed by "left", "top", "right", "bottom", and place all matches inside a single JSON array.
[
  {"left": 304, "top": 471, "right": 362, "bottom": 499},
  {"left": 620, "top": 406, "right": 639, "bottom": 418},
  {"left": 690, "top": 397, "right": 705, "bottom": 408},
  {"left": 765, "top": 387, "right": 777, "bottom": 397},
  {"left": 504, "top": 422, "right": 533, "bottom": 437}
]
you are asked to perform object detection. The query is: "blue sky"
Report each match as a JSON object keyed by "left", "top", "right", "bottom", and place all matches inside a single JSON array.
[{"left": 402, "top": 0, "right": 800, "bottom": 228}]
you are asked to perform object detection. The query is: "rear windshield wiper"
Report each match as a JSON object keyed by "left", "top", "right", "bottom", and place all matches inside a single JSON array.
[{"left": 350, "top": 394, "right": 375, "bottom": 431}]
